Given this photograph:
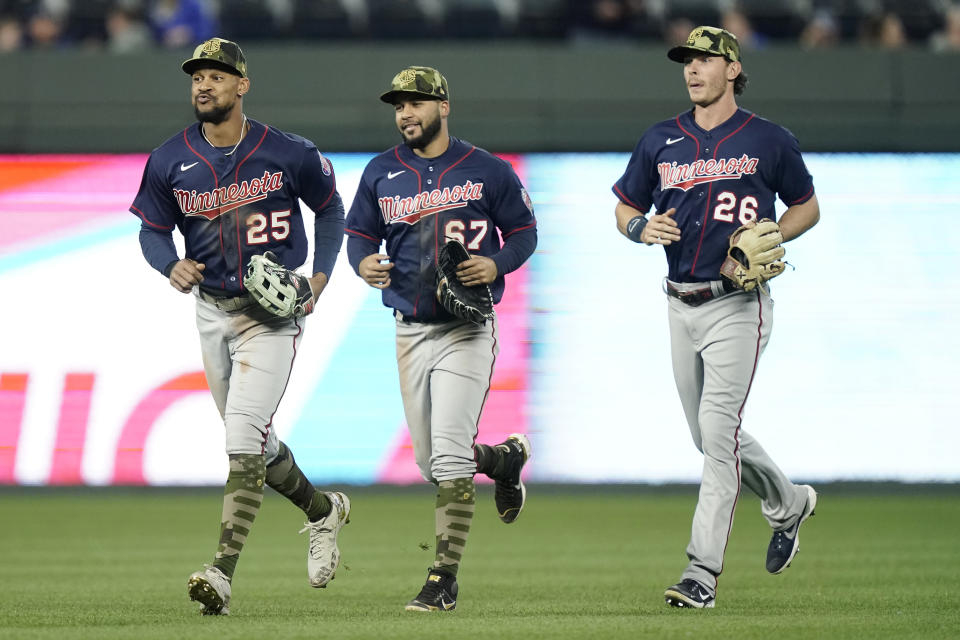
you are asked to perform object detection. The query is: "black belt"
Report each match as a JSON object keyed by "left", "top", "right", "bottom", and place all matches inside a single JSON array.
[
  {"left": 665, "top": 280, "right": 737, "bottom": 307},
  {"left": 198, "top": 288, "right": 255, "bottom": 312},
  {"left": 394, "top": 310, "right": 454, "bottom": 324}
]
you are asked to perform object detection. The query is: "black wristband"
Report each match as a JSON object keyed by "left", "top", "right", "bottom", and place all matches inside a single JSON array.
[{"left": 626, "top": 215, "right": 647, "bottom": 243}]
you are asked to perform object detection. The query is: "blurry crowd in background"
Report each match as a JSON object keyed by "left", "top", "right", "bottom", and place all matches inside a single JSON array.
[{"left": 1, "top": 0, "right": 959, "bottom": 53}]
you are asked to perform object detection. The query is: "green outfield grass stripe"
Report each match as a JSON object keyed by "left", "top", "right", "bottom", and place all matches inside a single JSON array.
[{"left": 0, "top": 485, "right": 958, "bottom": 640}]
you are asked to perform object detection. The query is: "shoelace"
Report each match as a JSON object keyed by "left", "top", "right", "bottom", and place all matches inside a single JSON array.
[
  {"left": 415, "top": 579, "right": 444, "bottom": 602},
  {"left": 769, "top": 529, "right": 793, "bottom": 551},
  {"left": 299, "top": 519, "right": 336, "bottom": 557}
]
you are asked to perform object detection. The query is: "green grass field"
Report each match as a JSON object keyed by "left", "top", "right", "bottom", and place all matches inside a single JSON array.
[{"left": 1, "top": 484, "right": 958, "bottom": 639}]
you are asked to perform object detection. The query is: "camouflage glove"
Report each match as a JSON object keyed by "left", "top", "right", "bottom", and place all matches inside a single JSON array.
[
  {"left": 435, "top": 239, "right": 494, "bottom": 325},
  {"left": 243, "top": 251, "right": 315, "bottom": 319},
  {"left": 719, "top": 219, "right": 786, "bottom": 293}
]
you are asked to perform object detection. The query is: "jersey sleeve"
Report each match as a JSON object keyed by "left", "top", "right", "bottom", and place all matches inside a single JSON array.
[
  {"left": 774, "top": 128, "right": 815, "bottom": 206},
  {"left": 129, "top": 154, "right": 179, "bottom": 231},
  {"left": 298, "top": 146, "right": 345, "bottom": 278},
  {"left": 130, "top": 153, "right": 182, "bottom": 275},
  {"left": 344, "top": 166, "right": 385, "bottom": 275},
  {"left": 488, "top": 159, "right": 537, "bottom": 276},
  {"left": 612, "top": 136, "right": 656, "bottom": 213}
]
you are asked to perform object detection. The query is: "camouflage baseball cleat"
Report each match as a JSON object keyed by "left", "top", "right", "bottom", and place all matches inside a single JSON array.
[
  {"left": 300, "top": 491, "right": 351, "bottom": 587},
  {"left": 187, "top": 564, "right": 231, "bottom": 615},
  {"left": 493, "top": 433, "right": 531, "bottom": 524},
  {"left": 405, "top": 568, "right": 458, "bottom": 612}
]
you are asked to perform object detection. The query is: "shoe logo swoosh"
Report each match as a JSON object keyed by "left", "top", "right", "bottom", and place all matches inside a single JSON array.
[
  {"left": 666, "top": 137, "right": 685, "bottom": 145},
  {"left": 181, "top": 161, "right": 199, "bottom": 171},
  {"left": 387, "top": 170, "right": 405, "bottom": 179}
]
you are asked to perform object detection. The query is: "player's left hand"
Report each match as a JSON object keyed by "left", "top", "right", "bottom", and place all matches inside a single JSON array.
[
  {"left": 455, "top": 255, "right": 498, "bottom": 286},
  {"left": 642, "top": 208, "right": 681, "bottom": 246}
]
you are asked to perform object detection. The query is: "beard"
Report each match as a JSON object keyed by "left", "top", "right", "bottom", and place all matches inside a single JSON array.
[
  {"left": 194, "top": 100, "right": 234, "bottom": 125},
  {"left": 401, "top": 112, "right": 443, "bottom": 150}
]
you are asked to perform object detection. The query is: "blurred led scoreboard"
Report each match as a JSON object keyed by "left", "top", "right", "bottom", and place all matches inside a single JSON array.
[{"left": 1, "top": 153, "right": 957, "bottom": 485}]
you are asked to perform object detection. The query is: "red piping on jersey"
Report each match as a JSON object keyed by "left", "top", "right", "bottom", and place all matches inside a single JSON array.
[
  {"left": 260, "top": 318, "right": 304, "bottom": 454},
  {"left": 719, "top": 290, "right": 765, "bottom": 580},
  {"left": 433, "top": 146, "right": 478, "bottom": 315},
  {"left": 613, "top": 184, "right": 645, "bottom": 212},
  {"left": 130, "top": 205, "right": 173, "bottom": 230},
  {"left": 183, "top": 127, "right": 225, "bottom": 287},
  {"left": 789, "top": 186, "right": 814, "bottom": 206},
  {"left": 472, "top": 317, "right": 499, "bottom": 440},
  {"left": 183, "top": 128, "right": 219, "bottom": 187},
  {"left": 234, "top": 125, "right": 270, "bottom": 290},
  {"left": 688, "top": 113, "right": 755, "bottom": 278},
  {"left": 392, "top": 147, "right": 426, "bottom": 315},
  {"left": 393, "top": 147, "right": 422, "bottom": 192},
  {"left": 437, "top": 146, "right": 475, "bottom": 185},
  {"left": 503, "top": 220, "right": 536, "bottom": 238},
  {"left": 345, "top": 228, "right": 379, "bottom": 243}
]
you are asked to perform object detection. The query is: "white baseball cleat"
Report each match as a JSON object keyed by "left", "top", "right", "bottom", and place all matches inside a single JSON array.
[
  {"left": 300, "top": 491, "right": 351, "bottom": 587},
  {"left": 187, "top": 564, "right": 231, "bottom": 615}
]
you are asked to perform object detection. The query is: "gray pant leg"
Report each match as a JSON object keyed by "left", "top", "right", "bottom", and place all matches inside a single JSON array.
[
  {"left": 396, "top": 318, "right": 497, "bottom": 483},
  {"left": 670, "top": 292, "right": 792, "bottom": 591},
  {"left": 196, "top": 298, "right": 296, "bottom": 461}
]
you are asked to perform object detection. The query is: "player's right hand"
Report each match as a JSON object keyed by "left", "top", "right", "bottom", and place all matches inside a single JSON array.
[
  {"left": 643, "top": 208, "right": 681, "bottom": 246},
  {"left": 358, "top": 253, "right": 393, "bottom": 290},
  {"left": 169, "top": 258, "right": 205, "bottom": 293}
]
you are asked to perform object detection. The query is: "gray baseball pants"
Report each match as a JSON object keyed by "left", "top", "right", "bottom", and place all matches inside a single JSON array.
[
  {"left": 667, "top": 286, "right": 809, "bottom": 594},
  {"left": 196, "top": 292, "right": 303, "bottom": 463},
  {"left": 395, "top": 313, "right": 498, "bottom": 483}
]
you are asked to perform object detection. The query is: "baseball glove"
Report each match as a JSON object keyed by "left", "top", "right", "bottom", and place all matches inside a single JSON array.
[
  {"left": 243, "top": 251, "right": 315, "bottom": 319},
  {"left": 435, "top": 239, "right": 494, "bottom": 325},
  {"left": 719, "top": 219, "right": 786, "bottom": 293}
]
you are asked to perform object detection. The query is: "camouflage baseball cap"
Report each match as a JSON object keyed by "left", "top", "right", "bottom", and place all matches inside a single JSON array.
[
  {"left": 667, "top": 26, "right": 741, "bottom": 63},
  {"left": 380, "top": 66, "right": 449, "bottom": 104},
  {"left": 182, "top": 37, "right": 247, "bottom": 78}
]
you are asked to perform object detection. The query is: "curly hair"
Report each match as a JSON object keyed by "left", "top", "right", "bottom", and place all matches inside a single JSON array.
[{"left": 733, "top": 69, "right": 749, "bottom": 95}]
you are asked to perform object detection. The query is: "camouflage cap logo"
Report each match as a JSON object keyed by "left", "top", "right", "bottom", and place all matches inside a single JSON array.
[
  {"left": 380, "top": 66, "right": 449, "bottom": 103},
  {"left": 667, "top": 26, "right": 741, "bottom": 63},
  {"left": 182, "top": 37, "right": 248, "bottom": 77}
]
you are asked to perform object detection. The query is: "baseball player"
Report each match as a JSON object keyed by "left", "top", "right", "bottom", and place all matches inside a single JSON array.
[
  {"left": 129, "top": 37, "right": 350, "bottom": 615},
  {"left": 612, "top": 27, "right": 821, "bottom": 609},
  {"left": 344, "top": 66, "right": 537, "bottom": 612}
]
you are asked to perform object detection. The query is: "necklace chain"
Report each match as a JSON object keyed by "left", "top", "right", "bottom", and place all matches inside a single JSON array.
[{"left": 202, "top": 114, "right": 247, "bottom": 156}]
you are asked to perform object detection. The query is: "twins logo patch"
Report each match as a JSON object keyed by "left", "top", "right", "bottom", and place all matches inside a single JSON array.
[
  {"left": 520, "top": 187, "right": 534, "bottom": 213},
  {"left": 319, "top": 152, "right": 332, "bottom": 177}
]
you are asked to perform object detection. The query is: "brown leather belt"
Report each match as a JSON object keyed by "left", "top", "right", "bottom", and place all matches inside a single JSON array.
[
  {"left": 665, "top": 280, "right": 737, "bottom": 307},
  {"left": 198, "top": 289, "right": 255, "bottom": 312}
]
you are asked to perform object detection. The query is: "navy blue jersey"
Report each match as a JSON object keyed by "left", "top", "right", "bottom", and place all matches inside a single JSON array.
[
  {"left": 130, "top": 118, "right": 345, "bottom": 295},
  {"left": 613, "top": 108, "right": 814, "bottom": 283},
  {"left": 345, "top": 137, "right": 537, "bottom": 320}
]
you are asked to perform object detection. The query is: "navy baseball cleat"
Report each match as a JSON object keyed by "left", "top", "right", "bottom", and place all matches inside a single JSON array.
[
  {"left": 493, "top": 433, "right": 531, "bottom": 524},
  {"left": 405, "top": 569, "right": 458, "bottom": 612},
  {"left": 767, "top": 484, "right": 818, "bottom": 574},
  {"left": 664, "top": 579, "right": 715, "bottom": 609}
]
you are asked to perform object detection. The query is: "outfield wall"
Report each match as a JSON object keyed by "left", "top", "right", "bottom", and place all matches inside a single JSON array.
[
  {"left": 0, "top": 44, "right": 958, "bottom": 153},
  {"left": 1, "top": 152, "right": 957, "bottom": 486}
]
